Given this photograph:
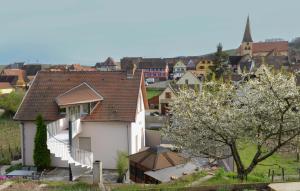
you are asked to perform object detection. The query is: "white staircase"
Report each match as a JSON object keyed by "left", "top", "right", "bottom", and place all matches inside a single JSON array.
[{"left": 46, "top": 118, "right": 93, "bottom": 170}]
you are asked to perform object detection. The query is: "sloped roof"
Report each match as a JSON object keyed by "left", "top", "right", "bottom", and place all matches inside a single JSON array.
[
  {"left": 14, "top": 70, "right": 148, "bottom": 122},
  {"left": 95, "top": 57, "right": 116, "bottom": 68},
  {"left": 186, "top": 60, "right": 196, "bottom": 70},
  {"left": 55, "top": 82, "right": 103, "bottom": 106},
  {"left": 69, "top": 64, "right": 96, "bottom": 71},
  {"left": 252, "top": 41, "right": 288, "bottom": 54},
  {"left": 129, "top": 146, "right": 186, "bottom": 171},
  {"left": 242, "top": 16, "right": 253, "bottom": 42},
  {"left": 229, "top": 56, "right": 243, "bottom": 66},
  {"left": 137, "top": 59, "right": 168, "bottom": 69},
  {"left": 1, "top": 69, "right": 26, "bottom": 81},
  {"left": 253, "top": 55, "right": 289, "bottom": 70},
  {"left": 174, "top": 61, "right": 186, "bottom": 68}
]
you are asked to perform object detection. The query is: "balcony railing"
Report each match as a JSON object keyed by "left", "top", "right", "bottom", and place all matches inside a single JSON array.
[
  {"left": 46, "top": 118, "right": 93, "bottom": 169},
  {"left": 71, "top": 147, "right": 93, "bottom": 169},
  {"left": 47, "top": 118, "right": 68, "bottom": 138}
]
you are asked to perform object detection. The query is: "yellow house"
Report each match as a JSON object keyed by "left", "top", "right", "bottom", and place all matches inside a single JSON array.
[
  {"left": 0, "top": 82, "right": 14, "bottom": 95},
  {"left": 195, "top": 60, "right": 213, "bottom": 76}
]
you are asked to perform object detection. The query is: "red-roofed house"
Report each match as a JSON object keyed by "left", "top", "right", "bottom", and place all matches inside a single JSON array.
[
  {"left": 0, "top": 82, "right": 14, "bottom": 94},
  {"left": 14, "top": 70, "right": 148, "bottom": 176}
]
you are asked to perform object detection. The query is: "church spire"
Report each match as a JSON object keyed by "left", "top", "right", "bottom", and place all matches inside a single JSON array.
[{"left": 242, "top": 16, "right": 253, "bottom": 43}]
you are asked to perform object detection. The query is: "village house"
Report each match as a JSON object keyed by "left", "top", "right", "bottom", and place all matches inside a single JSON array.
[
  {"left": 0, "top": 82, "right": 14, "bottom": 95},
  {"left": 121, "top": 58, "right": 169, "bottom": 81},
  {"left": 173, "top": 61, "right": 187, "bottom": 79},
  {"left": 14, "top": 70, "right": 148, "bottom": 174},
  {"left": 95, "top": 57, "right": 118, "bottom": 71},
  {"left": 0, "top": 69, "right": 28, "bottom": 89},
  {"left": 158, "top": 71, "right": 202, "bottom": 114},
  {"left": 195, "top": 59, "right": 213, "bottom": 77}
]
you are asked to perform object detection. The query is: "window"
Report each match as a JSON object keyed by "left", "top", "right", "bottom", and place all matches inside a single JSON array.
[
  {"left": 82, "top": 103, "right": 90, "bottom": 115},
  {"left": 185, "top": 79, "right": 189, "bottom": 85},
  {"left": 165, "top": 92, "right": 171, "bottom": 99},
  {"left": 59, "top": 107, "right": 66, "bottom": 115},
  {"left": 199, "top": 66, "right": 205, "bottom": 69}
]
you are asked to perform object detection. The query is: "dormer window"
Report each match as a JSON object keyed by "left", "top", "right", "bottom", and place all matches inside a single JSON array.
[{"left": 55, "top": 82, "right": 104, "bottom": 120}]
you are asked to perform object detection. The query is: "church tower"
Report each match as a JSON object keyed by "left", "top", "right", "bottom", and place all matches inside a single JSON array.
[{"left": 240, "top": 16, "right": 253, "bottom": 56}]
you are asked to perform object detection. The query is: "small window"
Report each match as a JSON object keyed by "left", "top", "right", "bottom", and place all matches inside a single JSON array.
[
  {"left": 82, "top": 103, "right": 90, "bottom": 115},
  {"left": 165, "top": 92, "right": 171, "bottom": 99},
  {"left": 199, "top": 66, "right": 205, "bottom": 69},
  {"left": 59, "top": 107, "right": 66, "bottom": 115},
  {"left": 185, "top": 79, "right": 189, "bottom": 84}
]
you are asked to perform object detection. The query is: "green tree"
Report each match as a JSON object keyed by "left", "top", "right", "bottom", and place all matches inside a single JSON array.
[
  {"left": 165, "top": 66, "right": 300, "bottom": 180},
  {"left": 33, "top": 114, "right": 51, "bottom": 170},
  {"left": 0, "top": 90, "right": 25, "bottom": 117},
  {"left": 209, "top": 43, "right": 229, "bottom": 79}
]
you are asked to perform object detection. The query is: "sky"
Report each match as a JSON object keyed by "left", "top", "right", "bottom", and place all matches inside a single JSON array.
[{"left": 0, "top": 0, "right": 299, "bottom": 65}]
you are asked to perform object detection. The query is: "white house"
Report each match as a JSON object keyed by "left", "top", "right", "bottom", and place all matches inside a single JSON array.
[
  {"left": 158, "top": 71, "right": 202, "bottom": 114},
  {"left": 14, "top": 70, "right": 148, "bottom": 171},
  {"left": 173, "top": 61, "right": 187, "bottom": 79}
]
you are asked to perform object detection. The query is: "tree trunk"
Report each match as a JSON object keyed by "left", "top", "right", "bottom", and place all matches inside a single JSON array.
[{"left": 236, "top": 166, "right": 249, "bottom": 181}]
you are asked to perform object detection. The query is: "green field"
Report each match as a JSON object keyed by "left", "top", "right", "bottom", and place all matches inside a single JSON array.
[
  {"left": 146, "top": 89, "right": 163, "bottom": 99},
  {"left": 239, "top": 143, "right": 300, "bottom": 176},
  {"left": 0, "top": 117, "right": 21, "bottom": 164}
]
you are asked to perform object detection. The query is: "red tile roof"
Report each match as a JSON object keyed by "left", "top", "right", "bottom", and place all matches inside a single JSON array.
[
  {"left": 55, "top": 82, "right": 103, "bottom": 106},
  {"left": 1, "top": 69, "right": 26, "bottom": 81},
  {"left": 252, "top": 41, "right": 288, "bottom": 53},
  {"left": 14, "top": 70, "right": 148, "bottom": 122}
]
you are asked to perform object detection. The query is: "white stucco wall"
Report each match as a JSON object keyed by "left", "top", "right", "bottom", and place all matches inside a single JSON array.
[
  {"left": 129, "top": 88, "right": 145, "bottom": 154},
  {"left": 177, "top": 71, "right": 201, "bottom": 85},
  {"left": 22, "top": 122, "right": 68, "bottom": 167},
  {"left": 79, "top": 121, "right": 129, "bottom": 169},
  {"left": 21, "top": 87, "right": 146, "bottom": 170}
]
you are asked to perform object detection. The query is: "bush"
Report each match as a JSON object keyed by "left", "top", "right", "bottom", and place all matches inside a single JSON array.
[
  {"left": 33, "top": 114, "right": 51, "bottom": 171},
  {"left": 215, "top": 168, "right": 226, "bottom": 178},
  {"left": 0, "top": 90, "right": 25, "bottom": 117},
  {"left": 116, "top": 151, "right": 128, "bottom": 182}
]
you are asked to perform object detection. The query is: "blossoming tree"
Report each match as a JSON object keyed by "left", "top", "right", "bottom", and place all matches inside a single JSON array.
[{"left": 164, "top": 66, "right": 300, "bottom": 180}]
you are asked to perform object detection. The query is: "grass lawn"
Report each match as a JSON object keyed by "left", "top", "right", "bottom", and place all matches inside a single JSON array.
[
  {"left": 146, "top": 89, "right": 162, "bottom": 100},
  {"left": 0, "top": 116, "right": 21, "bottom": 164},
  {"left": 202, "top": 169, "right": 268, "bottom": 186},
  {"left": 238, "top": 142, "right": 300, "bottom": 176}
]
